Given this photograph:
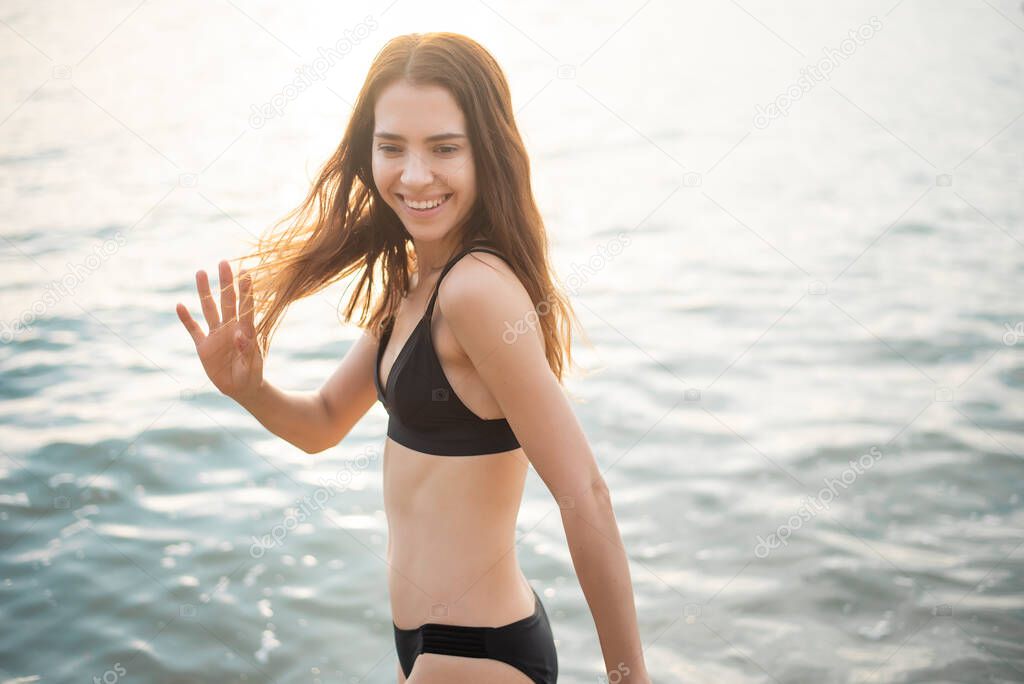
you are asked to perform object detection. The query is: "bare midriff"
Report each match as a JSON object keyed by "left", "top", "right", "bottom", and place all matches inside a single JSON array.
[
  {"left": 383, "top": 438, "right": 538, "bottom": 631},
  {"left": 380, "top": 258, "right": 545, "bottom": 631}
]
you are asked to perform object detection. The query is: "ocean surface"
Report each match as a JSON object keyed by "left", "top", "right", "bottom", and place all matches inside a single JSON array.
[{"left": 2, "top": 1, "right": 1023, "bottom": 682}]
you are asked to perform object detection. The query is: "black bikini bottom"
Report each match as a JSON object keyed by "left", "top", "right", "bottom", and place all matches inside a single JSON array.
[{"left": 393, "top": 586, "right": 558, "bottom": 683}]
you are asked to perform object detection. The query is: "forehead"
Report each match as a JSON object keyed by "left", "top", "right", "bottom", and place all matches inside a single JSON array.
[{"left": 373, "top": 80, "right": 466, "bottom": 137}]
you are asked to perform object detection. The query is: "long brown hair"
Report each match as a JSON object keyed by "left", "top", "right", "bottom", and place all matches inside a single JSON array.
[{"left": 234, "top": 32, "right": 581, "bottom": 382}]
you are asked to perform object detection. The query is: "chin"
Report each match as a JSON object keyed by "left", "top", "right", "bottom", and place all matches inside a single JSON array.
[{"left": 405, "top": 224, "right": 457, "bottom": 242}]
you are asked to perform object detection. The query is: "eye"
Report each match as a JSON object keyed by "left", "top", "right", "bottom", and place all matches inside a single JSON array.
[
  {"left": 377, "top": 144, "right": 401, "bottom": 154},
  {"left": 436, "top": 145, "right": 458, "bottom": 154}
]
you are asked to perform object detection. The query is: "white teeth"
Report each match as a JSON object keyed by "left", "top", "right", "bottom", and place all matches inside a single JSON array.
[{"left": 402, "top": 194, "right": 450, "bottom": 210}]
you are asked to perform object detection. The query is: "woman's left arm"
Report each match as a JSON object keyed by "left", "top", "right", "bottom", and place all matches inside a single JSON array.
[{"left": 440, "top": 255, "right": 652, "bottom": 683}]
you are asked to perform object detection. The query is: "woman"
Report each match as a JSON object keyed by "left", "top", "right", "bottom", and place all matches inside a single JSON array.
[{"left": 176, "top": 32, "right": 650, "bottom": 684}]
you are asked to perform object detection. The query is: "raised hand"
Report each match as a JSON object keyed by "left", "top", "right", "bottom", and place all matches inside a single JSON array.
[{"left": 176, "top": 259, "right": 264, "bottom": 402}]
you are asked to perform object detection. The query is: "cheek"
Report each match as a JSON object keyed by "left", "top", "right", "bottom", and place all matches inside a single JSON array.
[
  {"left": 460, "top": 172, "right": 476, "bottom": 198},
  {"left": 451, "top": 162, "right": 474, "bottom": 192},
  {"left": 371, "top": 158, "right": 395, "bottom": 192},
  {"left": 460, "top": 160, "right": 475, "bottom": 194},
  {"left": 370, "top": 159, "right": 381, "bottom": 188}
]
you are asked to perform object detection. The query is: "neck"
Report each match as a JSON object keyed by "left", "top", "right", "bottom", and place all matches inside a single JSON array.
[{"left": 412, "top": 234, "right": 466, "bottom": 276}]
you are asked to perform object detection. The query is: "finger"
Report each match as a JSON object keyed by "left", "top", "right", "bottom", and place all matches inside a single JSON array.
[
  {"left": 219, "top": 259, "right": 237, "bottom": 322},
  {"left": 239, "top": 268, "right": 255, "bottom": 335},
  {"left": 176, "top": 302, "right": 206, "bottom": 346},
  {"left": 196, "top": 270, "right": 221, "bottom": 330}
]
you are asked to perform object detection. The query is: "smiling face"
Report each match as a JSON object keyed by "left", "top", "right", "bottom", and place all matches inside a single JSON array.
[{"left": 371, "top": 79, "right": 476, "bottom": 245}]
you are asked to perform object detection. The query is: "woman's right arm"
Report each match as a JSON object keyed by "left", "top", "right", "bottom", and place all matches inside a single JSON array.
[
  {"left": 177, "top": 260, "right": 380, "bottom": 454},
  {"left": 235, "top": 332, "right": 380, "bottom": 454}
]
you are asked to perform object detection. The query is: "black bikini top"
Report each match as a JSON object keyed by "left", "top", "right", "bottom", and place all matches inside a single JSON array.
[{"left": 375, "top": 245, "right": 522, "bottom": 456}]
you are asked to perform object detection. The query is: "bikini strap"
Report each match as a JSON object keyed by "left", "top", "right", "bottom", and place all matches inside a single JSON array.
[{"left": 423, "top": 246, "right": 508, "bottom": 320}]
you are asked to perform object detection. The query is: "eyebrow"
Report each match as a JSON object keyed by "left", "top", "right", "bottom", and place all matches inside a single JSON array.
[{"left": 373, "top": 131, "right": 467, "bottom": 142}]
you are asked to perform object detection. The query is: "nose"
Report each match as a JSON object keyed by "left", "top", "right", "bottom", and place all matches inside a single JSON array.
[{"left": 400, "top": 150, "right": 434, "bottom": 187}]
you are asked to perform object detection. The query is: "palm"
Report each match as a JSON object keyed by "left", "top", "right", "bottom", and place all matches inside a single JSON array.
[
  {"left": 198, "top": 317, "right": 259, "bottom": 396},
  {"left": 176, "top": 260, "right": 263, "bottom": 401}
]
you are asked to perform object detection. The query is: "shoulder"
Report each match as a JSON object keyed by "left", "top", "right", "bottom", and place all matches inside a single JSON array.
[
  {"left": 437, "top": 250, "right": 529, "bottom": 314},
  {"left": 437, "top": 250, "right": 547, "bottom": 362}
]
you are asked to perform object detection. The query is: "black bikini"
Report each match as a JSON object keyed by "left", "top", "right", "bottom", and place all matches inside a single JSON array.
[
  {"left": 377, "top": 245, "right": 558, "bottom": 683},
  {"left": 375, "top": 245, "right": 522, "bottom": 457},
  {"left": 393, "top": 586, "right": 558, "bottom": 684}
]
